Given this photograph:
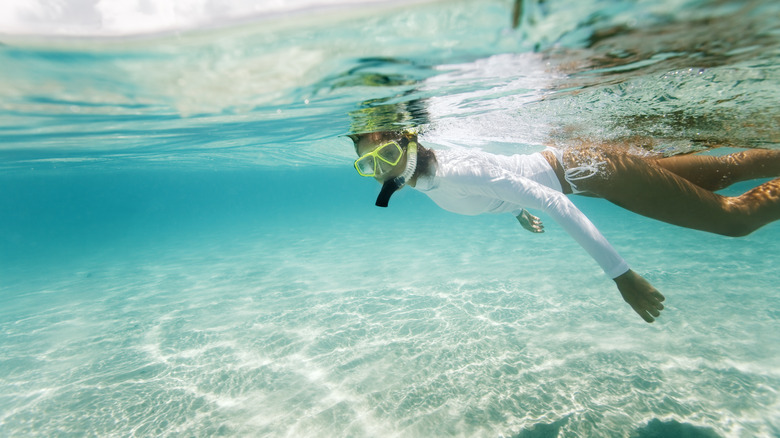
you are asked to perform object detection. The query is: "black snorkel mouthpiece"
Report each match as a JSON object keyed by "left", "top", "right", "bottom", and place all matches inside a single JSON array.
[{"left": 375, "top": 178, "right": 401, "bottom": 207}]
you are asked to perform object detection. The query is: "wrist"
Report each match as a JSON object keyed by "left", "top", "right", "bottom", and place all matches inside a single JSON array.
[{"left": 613, "top": 269, "right": 635, "bottom": 283}]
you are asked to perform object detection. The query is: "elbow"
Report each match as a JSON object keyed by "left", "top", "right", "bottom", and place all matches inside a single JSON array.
[
  {"left": 541, "top": 192, "right": 568, "bottom": 212},
  {"left": 540, "top": 193, "right": 576, "bottom": 218}
]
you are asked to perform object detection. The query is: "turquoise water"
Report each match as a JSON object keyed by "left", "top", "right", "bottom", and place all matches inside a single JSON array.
[{"left": 1, "top": 1, "right": 779, "bottom": 437}]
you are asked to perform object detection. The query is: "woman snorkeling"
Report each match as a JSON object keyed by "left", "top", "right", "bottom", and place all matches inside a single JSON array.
[{"left": 349, "top": 129, "right": 780, "bottom": 323}]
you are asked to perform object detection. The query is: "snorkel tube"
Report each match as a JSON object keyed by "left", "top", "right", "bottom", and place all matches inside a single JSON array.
[{"left": 375, "top": 141, "right": 417, "bottom": 207}]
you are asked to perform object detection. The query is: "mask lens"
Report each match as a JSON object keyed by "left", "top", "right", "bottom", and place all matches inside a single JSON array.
[
  {"left": 355, "top": 155, "right": 376, "bottom": 176},
  {"left": 376, "top": 142, "right": 403, "bottom": 165}
]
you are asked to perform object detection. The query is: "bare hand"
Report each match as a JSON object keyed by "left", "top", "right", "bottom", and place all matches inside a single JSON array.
[
  {"left": 516, "top": 209, "right": 544, "bottom": 233},
  {"left": 613, "top": 270, "right": 665, "bottom": 323}
]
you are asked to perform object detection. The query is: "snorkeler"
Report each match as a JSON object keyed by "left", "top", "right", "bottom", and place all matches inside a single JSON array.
[{"left": 350, "top": 130, "right": 780, "bottom": 323}]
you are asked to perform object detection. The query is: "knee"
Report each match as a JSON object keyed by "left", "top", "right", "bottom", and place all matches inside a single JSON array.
[{"left": 715, "top": 220, "right": 755, "bottom": 237}]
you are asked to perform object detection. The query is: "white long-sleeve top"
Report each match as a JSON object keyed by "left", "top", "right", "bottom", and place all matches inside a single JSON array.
[{"left": 413, "top": 148, "right": 630, "bottom": 279}]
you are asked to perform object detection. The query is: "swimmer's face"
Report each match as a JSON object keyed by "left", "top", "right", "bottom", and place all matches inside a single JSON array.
[{"left": 354, "top": 132, "right": 408, "bottom": 183}]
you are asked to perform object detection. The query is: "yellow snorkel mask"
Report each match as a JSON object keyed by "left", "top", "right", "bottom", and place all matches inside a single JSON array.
[{"left": 354, "top": 140, "right": 405, "bottom": 177}]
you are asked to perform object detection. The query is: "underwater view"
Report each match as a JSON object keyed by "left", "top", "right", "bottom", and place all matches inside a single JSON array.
[{"left": 1, "top": 0, "right": 779, "bottom": 436}]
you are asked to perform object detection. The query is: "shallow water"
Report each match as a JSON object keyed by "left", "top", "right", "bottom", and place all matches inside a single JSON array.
[{"left": 1, "top": 1, "right": 779, "bottom": 437}]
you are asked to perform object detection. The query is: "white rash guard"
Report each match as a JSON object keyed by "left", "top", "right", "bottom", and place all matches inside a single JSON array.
[{"left": 413, "top": 148, "right": 630, "bottom": 279}]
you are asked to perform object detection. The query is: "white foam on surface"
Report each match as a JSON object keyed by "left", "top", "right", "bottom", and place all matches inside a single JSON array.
[{"left": 0, "top": 0, "right": 438, "bottom": 37}]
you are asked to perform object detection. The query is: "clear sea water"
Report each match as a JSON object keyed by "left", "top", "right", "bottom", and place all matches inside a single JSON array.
[{"left": 1, "top": 0, "right": 779, "bottom": 437}]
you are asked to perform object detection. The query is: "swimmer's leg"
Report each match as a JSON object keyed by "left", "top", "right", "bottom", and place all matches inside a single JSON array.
[
  {"left": 564, "top": 147, "right": 780, "bottom": 237},
  {"left": 652, "top": 149, "right": 780, "bottom": 191}
]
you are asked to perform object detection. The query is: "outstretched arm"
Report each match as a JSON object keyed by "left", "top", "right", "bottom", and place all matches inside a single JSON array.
[
  {"left": 613, "top": 270, "right": 666, "bottom": 323},
  {"left": 479, "top": 173, "right": 667, "bottom": 322},
  {"left": 484, "top": 175, "right": 628, "bottom": 278}
]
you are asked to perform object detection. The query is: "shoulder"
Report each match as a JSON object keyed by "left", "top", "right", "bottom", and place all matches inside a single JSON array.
[{"left": 434, "top": 148, "right": 498, "bottom": 178}]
